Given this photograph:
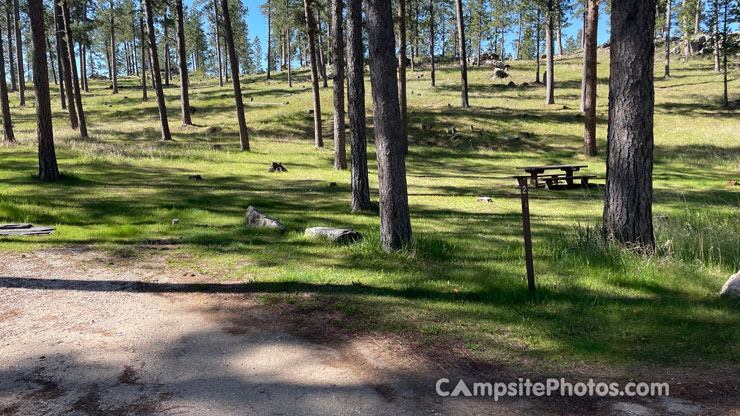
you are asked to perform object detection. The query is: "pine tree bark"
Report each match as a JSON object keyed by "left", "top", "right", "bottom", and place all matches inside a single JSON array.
[
  {"left": 55, "top": 1, "right": 77, "bottom": 129},
  {"left": 713, "top": 0, "right": 719, "bottom": 72},
  {"left": 583, "top": 0, "right": 598, "bottom": 156},
  {"left": 140, "top": 16, "right": 147, "bottom": 102},
  {"left": 213, "top": 0, "right": 223, "bottom": 87},
  {"left": 176, "top": 0, "right": 191, "bottom": 126},
  {"left": 47, "top": 38, "right": 57, "bottom": 85},
  {"left": 544, "top": 0, "right": 555, "bottom": 104},
  {"left": 12, "top": 0, "right": 23, "bottom": 105},
  {"left": 267, "top": 0, "right": 272, "bottom": 80},
  {"left": 6, "top": 4, "right": 15, "bottom": 93},
  {"left": 346, "top": 0, "right": 370, "bottom": 212},
  {"left": 604, "top": 0, "right": 656, "bottom": 250},
  {"left": 164, "top": 8, "right": 171, "bottom": 87},
  {"left": 454, "top": 0, "right": 469, "bottom": 108},
  {"left": 536, "top": 8, "right": 540, "bottom": 83},
  {"left": 304, "top": 0, "right": 323, "bottom": 148},
  {"left": 110, "top": 0, "right": 118, "bottom": 93},
  {"left": 143, "top": 0, "right": 172, "bottom": 141},
  {"left": 316, "top": 11, "right": 328, "bottom": 88},
  {"left": 365, "top": 0, "right": 412, "bottom": 252},
  {"left": 221, "top": 0, "right": 249, "bottom": 151},
  {"left": 29, "top": 0, "right": 60, "bottom": 181},
  {"left": 0, "top": 21, "right": 14, "bottom": 143},
  {"left": 62, "top": 0, "right": 87, "bottom": 138},
  {"left": 429, "top": 0, "right": 435, "bottom": 87},
  {"left": 398, "top": 0, "right": 408, "bottom": 152},
  {"left": 665, "top": 0, "right": 671, "bottom": 77},
  {"left": 331, "top": 0, "right": 346, "bottom": 169},
  {"left": 54, "top": 12, "right": 66, "bottom": 109}
]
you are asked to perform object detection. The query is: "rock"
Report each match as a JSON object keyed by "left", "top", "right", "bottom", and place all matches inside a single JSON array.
[
  {"left": 306, "top": 109, "right": 314, "bottom": 114},
  {"left": 172, "top": 219, "right": 180, "bottom": 225},
  {"left": 507, "top": 81, "right": 516, "bottom": 88},
  {"left": 562, "top": 105, "right": 570, "bottom": 110},
  {"left": 211, "top": 144, "right": 222, "bottom": 150},
  {"left": 245, "top": 206, "right": 286, "bottom": 232},
  {"left": 267, "top": 162, "right": 288, "bottom": 172},
  {"left": 447, "top": 127, "right": 457, "bottom": 134},
  {"left": 500, "top": 135, "right": 520, "bottom": 141},
  {"left": 450, "top": 133, "right": 462, "bottom": 140},
  {"left": 469, "top": 125, "right": 475, "bottom": 132},
  {"left": 720, "top": 271, "right": 740, "bottom": 299},
  {"left": 520, "top": 132, "right": 533, "bottom": 139},
  {"left": 521, "top": 82, "right": 529, "bottom": 87},
  {"left": 491, "top": 68, "right": 509, "bottom": 80},
  {"left": 476, "top": 197, "right": 492, "bottom": 203},
  {"left": 305, "top": 227, "right": 361, "bottom": 244},
  {"left": 188, "top": 174, "right": 203, "bottom": 181},
  {"left": 329, "top": 182, "right": 337, "bottom": 187}
]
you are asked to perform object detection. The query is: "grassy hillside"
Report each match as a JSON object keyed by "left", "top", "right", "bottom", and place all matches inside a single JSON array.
[{"left": 1, "top": 50, "right": 738, "bottom": 372}]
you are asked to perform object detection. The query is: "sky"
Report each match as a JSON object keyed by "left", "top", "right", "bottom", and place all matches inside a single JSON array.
[{"left": 185, "top": 1, "right": 612, "bottom": 71}]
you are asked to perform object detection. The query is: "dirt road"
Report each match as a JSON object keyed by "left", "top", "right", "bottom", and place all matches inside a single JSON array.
[{"left": 0, "top": 248, "right": 736, "bottom": 415}]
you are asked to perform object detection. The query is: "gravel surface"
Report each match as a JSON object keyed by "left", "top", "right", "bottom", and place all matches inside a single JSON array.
[{"left": 0, "top": 248, "right": 735, "bottom": 416}]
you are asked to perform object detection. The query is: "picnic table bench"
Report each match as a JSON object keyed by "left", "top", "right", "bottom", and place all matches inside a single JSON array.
[{"left": 515, "top": 164, "right": 593, "bottom": 189}]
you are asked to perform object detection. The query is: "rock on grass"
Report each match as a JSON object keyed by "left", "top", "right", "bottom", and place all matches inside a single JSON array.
[
  {"left": 245, "top": 206, "right": 286, "bottom": 233},
  {"left": 305, "top": 227, "right": 361, "bottom": 244}
]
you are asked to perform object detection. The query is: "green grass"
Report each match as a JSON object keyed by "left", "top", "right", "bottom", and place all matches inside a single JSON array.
[{"left": 1, "top": 50, "right": 739, "bottom": 372}]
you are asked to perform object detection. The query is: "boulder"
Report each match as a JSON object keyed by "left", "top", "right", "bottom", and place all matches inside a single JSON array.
[
  {"left": 476, "top": 197, "right": 492, "bottom": 203},
  {"left": 188, "top": 174, "right": 203, "bottom": 181},
  {"left": 491, "top": 68, "right": 509, "bottom": 80},
  {"left": 245, "top": 206, "right": 286, "bottom": 232},
  {"left": 720, "top": 271, "right": 740, "bottom": 299},
  {"left": 500, "top": 135, "right": 520, "bottom": 141},
  {"left": 267, "top": 162, "right": 288, "bottom": 172},
  {"left": 507, "top": 81, "right": 516, "bottom": 88},
  {"left": 305, "top": 227, "right": 361, "bottom": 244}
]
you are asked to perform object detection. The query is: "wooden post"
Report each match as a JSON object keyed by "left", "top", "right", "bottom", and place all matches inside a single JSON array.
[{"left": 516, "top": 177, "right": 536, "bottom": 292}]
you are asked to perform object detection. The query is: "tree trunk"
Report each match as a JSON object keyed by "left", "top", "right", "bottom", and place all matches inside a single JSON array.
[
  {"left": 545, "top": 0, "right": 555, "bottom": 104},
  {"left": 583, "top": 0, "right": 598, "bottom": 156},
  {"left": 694, "top": 0, "right": 701, "bottom": 35},
  {"left": 580, "top": 3, "right": 587, "bottom": 112},
  {"left": 12, "top": 0, "right": 23, "bottom": 105},
  {"left": 536, "top": 8, "right": 541, "bottom": 83},
  {"left": 287, "top": 29, "right": 292, "bottom": 87},
  {"left": 331, "top": 0, "right": 346, "bottom": 169},
  {"left": 346, "top": 0, "right": 370, "bottom": 212},
  {"left": 722, "top": 0, "right": 727, "bottom": 107},
  {"left": 105, "top": 41, "right": 111, "bottom": 80},
  {"left": 213, "top": 0, "right": 223, "bottom": 87},
  {"left": 304, "top": 0, "right": 323, "bottom": 148},
  {"left": 516, "top": 11, "right": 522, "bottom": 59},
  {"left": 47, "top": 37, "right": 57, "bottom": 85},
  {"left": 6, "top": 4, "right": 15, "bottom": 92},
  {"left": 365, "top": 0, "right": 412, "bottom": 252},
  {"left": 110, "top": 0, "right": 118, "bottom": 93},
  {"left": 429, "top": 0, "right": 435, "bottom": 87},
  {"left": 62, "top": 0, "right": 87, "bottom": 138},
  {"left": 54, "top": 12, "right": 66, "bottom": 109},
  {"left": 476, "top": 11, "right": 481, "bottom": 67},
  {"left": 140, "top": 16, "right": 147, "bottom": 102},
  {"left": 176, "top": 0, "right": 191, "bottom": 126},
  {"left": 267, "top": 0, "right": 271, "bottom": 80},
  {"left": 143, "top": 0, "right": 172, "bottom": 141},
  {"left": 713, "top": 0, "right": 719, "bottom": 72},
  {"left": 316, "top": 11, "right": 328, "bottom": 88},
  {"left": 454, "top": 0, "right": 469, "bottom": 108},
  {"left": 55, "top": 1, "right": 77, "bottom": 129},
  {"left": 604, "top": 0, "right": 656, "bottom": 250},
  {"left": 398, "top": 0, "right": 408, "bottom": 153},
  {"left": 81, "top": 43, "right": 88, "bottom": 92},
  {"left": 164, "top": 9, "right": 171, "bottom": 88},
  {"left": 665, "top": 0, "right": 671, "bottom": 77},
  {"left": 556, "top": 17, "right": 563, "bottom": 55},
  {"left": 29, "top": 0, "right": 59, "bottom": 181},
  {"left": 681, "top": 0, "right": 689, "bottom": 60},
  {"left": 0, "top": 21, "right": 14, "bottom": 142},
  {"left": 220, "top": 0, "right": 249, "bottom": 150}
]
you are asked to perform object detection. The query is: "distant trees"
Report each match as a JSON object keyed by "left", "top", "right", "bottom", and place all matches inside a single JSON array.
[{"left": 604, "top": 0, "right": 657, "bottom": 250}]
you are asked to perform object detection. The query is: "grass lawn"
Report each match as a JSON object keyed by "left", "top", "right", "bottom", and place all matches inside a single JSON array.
[{"left": 1, "top": 50, "right": 739, "bottom": 374}]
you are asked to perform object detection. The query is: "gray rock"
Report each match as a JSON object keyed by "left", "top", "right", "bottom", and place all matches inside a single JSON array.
[
  {"left": 507, "top": 81, "right": 516, "bottom": 88},
  {"left": 172, "top": 219, "right": 180, "bottom": 225},
  {"left": 720, "top": 271, "right": 740, "bottom": 299},
  {"left": 245, "top": 206, "right": 286, "bottom": 232},
  {"left": 188, "top": 175, "right": 203, "bottom": 181},
  {"left": 305, "top": 227, "right": 361, "bottom": 244},
  {"left": 500, "top": 135, "right": 520, "bottom": 141},
  {"left": 476, "top": 197, "right": 492, "bottom": 203}
]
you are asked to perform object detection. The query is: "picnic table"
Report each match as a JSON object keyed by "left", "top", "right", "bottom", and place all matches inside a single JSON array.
[{"left": 515, "top": 164, "right": 594, "bottom": 189}]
